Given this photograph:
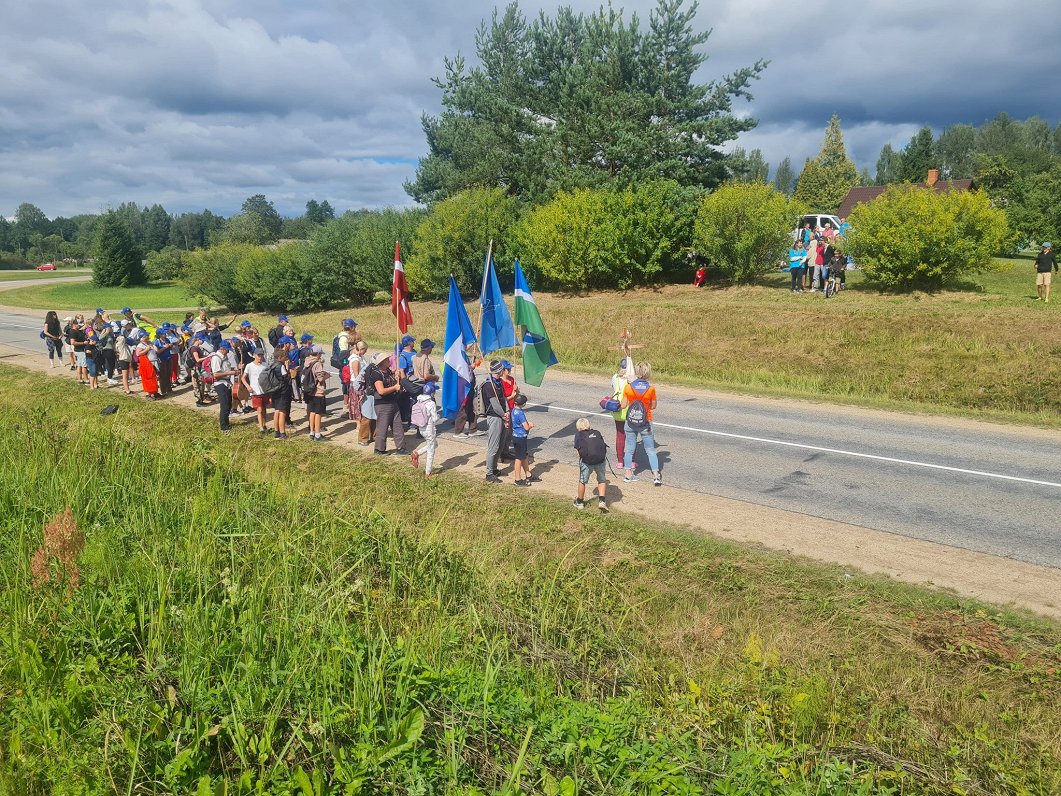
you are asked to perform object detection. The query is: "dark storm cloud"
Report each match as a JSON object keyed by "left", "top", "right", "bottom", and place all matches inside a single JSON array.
[{"left": 0, "top": 0, "right": 1058, "bottom": 218}]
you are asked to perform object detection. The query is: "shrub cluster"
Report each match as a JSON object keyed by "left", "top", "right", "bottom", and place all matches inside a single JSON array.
[{"left": 847, "top": 186, "right": 1010, "bottom": 290}]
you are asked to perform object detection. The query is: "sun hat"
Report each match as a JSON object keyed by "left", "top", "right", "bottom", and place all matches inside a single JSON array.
[
  {"left": 401, "top": 334, "right": 415, "bottom": 347},
  {"left": 343, "top": 318, "right": 357, "bottom": 328},
  {"left": 420, "top": 339, "right": 435, "bottom": 350},
  {"left": 372, "top": 352, "right": 391, "bottom": 366},
  {"left": 300, "top": 332, "right": 315, "bottom": 343}
]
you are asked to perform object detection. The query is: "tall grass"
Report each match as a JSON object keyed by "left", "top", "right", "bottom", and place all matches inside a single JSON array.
[{"left": 1, "top": 370, "right": 1058, "bottom": 794}]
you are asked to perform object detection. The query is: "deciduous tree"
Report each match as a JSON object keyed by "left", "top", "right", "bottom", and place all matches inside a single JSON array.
[{"left": 240, "top": 195, "right": 282, "bottom": 241}]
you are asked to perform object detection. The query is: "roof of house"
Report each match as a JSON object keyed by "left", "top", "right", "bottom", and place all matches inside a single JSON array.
[{"left": 838, "top": 179, "right": 974, "bottom": 219}]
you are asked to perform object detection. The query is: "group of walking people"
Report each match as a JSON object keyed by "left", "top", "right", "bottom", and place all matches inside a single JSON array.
[{"left": 41, "top": 307, "right": 665, "bottom": 503}]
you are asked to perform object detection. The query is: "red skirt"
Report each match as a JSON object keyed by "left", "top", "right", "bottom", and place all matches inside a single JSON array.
[{"left": 138, "top": 354, "right": 158, "bottom": 395}]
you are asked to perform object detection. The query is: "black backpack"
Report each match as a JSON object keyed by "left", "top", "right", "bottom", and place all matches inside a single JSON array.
[
  {"left": 268, "top": 325, "right": 281, "bottom": 347},
  {"left": 579, "top": 430, "right": 608, "bottom": 465},
  {"left": 330, "top": 334, "right": 346, "bottom": 370},
  {"left": 625, "top": 383, "right": 650, "bottom": 432}
]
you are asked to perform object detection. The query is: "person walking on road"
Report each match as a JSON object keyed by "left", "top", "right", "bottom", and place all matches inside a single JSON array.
[
  {"left": 42, "top": 311, "right": 64, "bottom": 368},
  {"left": 1035, "top": 242, "right": 1057, "bottom": 303},
  {"left": 621, "top": 361, "right": 662, "bottom": 487},
  {"left": 134, "top": 330, "right": 159, "bottom": 401},
  {"left": 611, "top": 353, "right": 635, "bottom": 468},
  {"left": 573, "top": 417, "right": 609, "bottom": 513},
  {"left": 481, "top": 360, "right": 509, "bottom": 483},
  {"left": 368, "top": 352, "right": 405, "bottom": 455},
  {"left": 209, "top": 341, "right": 239, "bottom": 431},
  {"left": 410, "top": 382, "right": 440, "bottom": 476}
]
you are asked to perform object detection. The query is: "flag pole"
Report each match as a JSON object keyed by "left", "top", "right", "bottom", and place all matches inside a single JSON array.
[
  {"left": 394, "top": 240, "right": 402, "bottom": 365},
  {"left": 474, "top": 239, "right": 493, "bottom": 363},
  {"left": 512, "top": 256, "right": 521, "bottom": 371}
]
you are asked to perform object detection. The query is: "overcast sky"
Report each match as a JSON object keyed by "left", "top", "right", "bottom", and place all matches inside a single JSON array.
[{"left": 2, "top": 0, "right": 1059, "bottom": 219}]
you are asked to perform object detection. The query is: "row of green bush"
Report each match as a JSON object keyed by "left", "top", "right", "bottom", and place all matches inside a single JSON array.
[{"left": 180, "top": 179, "right": 1011, "bottom": 310}]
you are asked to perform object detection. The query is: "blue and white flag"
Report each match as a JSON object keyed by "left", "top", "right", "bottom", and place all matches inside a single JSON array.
[
  {"left": 442, "top": 276, "right": 478, "bottom": 420},
  {"left": 479, "top": 254, "right": 514, "bottom": 355}
]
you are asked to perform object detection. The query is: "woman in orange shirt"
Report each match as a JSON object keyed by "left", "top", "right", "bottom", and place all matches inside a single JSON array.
[{"left": 620, "top": 362, "right": 661, "bottom": 486}]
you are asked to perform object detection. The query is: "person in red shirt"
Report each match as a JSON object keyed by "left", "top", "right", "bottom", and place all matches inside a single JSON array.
[{"left": 693, "top": 266, "right": 707, "bottom": 288}]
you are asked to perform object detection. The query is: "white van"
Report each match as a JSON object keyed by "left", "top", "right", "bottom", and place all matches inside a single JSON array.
[{"left": 793, "top": 214, "right": 843, "bottom": 240}]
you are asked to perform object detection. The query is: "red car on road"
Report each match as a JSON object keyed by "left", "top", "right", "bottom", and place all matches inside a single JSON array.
[{"left": 36, "top": 263, "right": 57, "bottom": 271}]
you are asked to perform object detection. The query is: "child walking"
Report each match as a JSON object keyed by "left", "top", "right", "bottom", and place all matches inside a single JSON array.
[
  {"left": 410, "top": 382, "right": 440, "bottom": 476},
  {"left": 510, "top": 393, "right": 534, "bottom": 486},
  {"left": 573, "top": 417, "right": 609, "bottom": 512}
]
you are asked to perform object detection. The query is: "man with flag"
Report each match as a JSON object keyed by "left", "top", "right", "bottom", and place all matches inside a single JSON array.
[
  {"left": 514, "top": 260, "right": 558, "bottom": 387},
  {"left": 441, "top": 276, "right": 480, "bottom": 437}
]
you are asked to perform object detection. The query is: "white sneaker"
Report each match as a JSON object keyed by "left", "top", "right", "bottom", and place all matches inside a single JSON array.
[
  {"left": 452, "top": 433, "right": 469, "bottom": 440},
  {"left": 107, "top": 378, "right": 119, "bottom": 385},
  {"left": 469, "top": 430, "right": 485, "bottom": 437}
]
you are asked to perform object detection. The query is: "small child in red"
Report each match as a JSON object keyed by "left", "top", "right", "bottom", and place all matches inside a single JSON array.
[{"left": 693, "top": 266, "right": 707, "bottom": 288}]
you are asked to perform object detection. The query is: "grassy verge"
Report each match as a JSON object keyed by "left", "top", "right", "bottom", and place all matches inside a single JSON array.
[
  {"left": 1, "top": 367, "right": 1058, "bottom": 794},
  {"left": 232, "top": 259, "right": 1058, "bottom": 428},
  {"left": 0, "top": 280, "right": 198, "bottom": 311},
  {"left": 0, "top": 270, "right": 90, "bottom": 282}
]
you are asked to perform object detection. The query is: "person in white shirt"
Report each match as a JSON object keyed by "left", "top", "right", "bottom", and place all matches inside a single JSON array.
[
  {"left": 210, "top": 341, "right": 240, "bottom": 432},
  {"left": 241, "top": 347, "right": 271, "bottom": 434},
  {"left": 410, "top": 382, "right": 440, "bottom": 476}
]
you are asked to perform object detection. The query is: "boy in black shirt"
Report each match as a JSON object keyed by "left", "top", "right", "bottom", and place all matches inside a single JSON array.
[{"left": 1035, "top": 242, "right": 1057, "bottom": 303}]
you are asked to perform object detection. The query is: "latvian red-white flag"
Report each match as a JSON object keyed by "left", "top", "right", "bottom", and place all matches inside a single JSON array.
[{"left": 391, "top": 241, "right": 413, "bottom": 333}]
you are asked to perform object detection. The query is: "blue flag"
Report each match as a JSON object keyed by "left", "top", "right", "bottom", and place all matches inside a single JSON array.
[
  {"left": 442, "top": 276, "right": 478, "bottom": 420},
  {"left": 479, "top": 254, "right": 515, "bottom": 355}
]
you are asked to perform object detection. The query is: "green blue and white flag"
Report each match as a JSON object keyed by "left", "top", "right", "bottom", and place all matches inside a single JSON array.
[{"left": 513, "top": 260, "right": 558, "bottom": 387}]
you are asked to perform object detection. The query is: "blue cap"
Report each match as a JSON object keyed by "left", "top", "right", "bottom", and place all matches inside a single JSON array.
[
  {"left": 1044, "top": 242, "right": 1053, "bottom": 248},
  {"left": 401, "top": 335, "right": 415, "bottom": 347},
  {"left": 95, "top": 307, "right": 105, "bottom": 314},
  {"left": 278, "top": 335, "right": 296, "bottom": 346},
  {"left": 420, "top": 338, "right": 435, "bottom": 350},
  {"left": 343, "top": 318, "right": 356, "bottom": 328},
  {"left": 278, "top": 314, "right": 288, "bottom": 322},
  {"left": 121, "top": 307, "right": 132, "bottom": 314},
  {"left": 422, "top": 382, "right": 438, "bottom": 396},
  {"left": 300, "top": 332, "right": 314, "bottom": 343},
  {"left": 240, "top": 320, "right": 252, "bottom": 328},
  {"left": 501, "top": 359, "right": 512, "bottom": 370},
  {"left": 194, "top": 332, "right": 207, "bottom": 340},
  {"left": 218, "top": 341, "right": 232, "bottom": 350}
]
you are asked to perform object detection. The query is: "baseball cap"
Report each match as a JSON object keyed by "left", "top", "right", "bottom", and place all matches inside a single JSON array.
[
  {"left": 95, "top": 307, "right": 105, "bottom": 315},
  {"left": 310, "top": 344, "right": 324, "bottom": 355},
  {"left": 300, "top": 333, "right": 315, "bottom": 343},
  {"left": 121, "top": 307, "right": 132, "bottom": 314},
  {"left": 342, "top": 318, "right": 357, "bottom": 328},
  {"left": 420, "top": 339, "right": 435, "bottom": 350},
  {"left": 500, "top": 359, "right": 512, "bottom": 370},
  {"left": 422, "top": 382, "right": 438, "bottom": 396},
  {"left": 218, "top": 341, "right": 232, "bottom": 350},
  {"left": 278, "top": 314, "right": 288, "bottom": 322},
  {"left": 278, "top": 335, "right": 296, "bottom": 346},
  {"left": 1044, "top": 242, "right": 1052, "bottom": 248},
  {"left": 194, "top": 332, "right": 207, "bottom": 340},
  {"left": 240, "top": 320, "right": 252, "bottom": 328},
  {"left": 401, "top": 334, "right": 415, "bottom": 347}
]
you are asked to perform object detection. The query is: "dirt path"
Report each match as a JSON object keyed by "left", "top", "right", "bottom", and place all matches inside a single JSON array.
[{"left": 5, "top": 340, "right": 1058, "bottom": 619}]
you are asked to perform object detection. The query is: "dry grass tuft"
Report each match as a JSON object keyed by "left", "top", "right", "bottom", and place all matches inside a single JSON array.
[{"left": 30, "top": 507, "right": 84, "bottom": 596}]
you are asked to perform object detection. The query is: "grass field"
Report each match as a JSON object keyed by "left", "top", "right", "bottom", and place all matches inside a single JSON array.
[
  {"left": 235, "top": 257, "right": 1060, "bottom": 427},
  {"left": 1, "top": 367, "right": 1058, "bottom": 793},
  {"left": 0, "top": 279, "right": 200, "bottom": 311},
  {"left": 0, "top": 270, "right": 90, "bottom": 282}
]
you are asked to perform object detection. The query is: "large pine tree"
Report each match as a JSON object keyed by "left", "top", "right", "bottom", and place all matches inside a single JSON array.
[
  {"left": 794, "top": 115, "right": 859, "bottom": 213},
  {"left": 406, "top": 0, "right": 767, "bottom": 203},
  {"left": 93, "top": 213, "right": 144, "bottom": 287}
]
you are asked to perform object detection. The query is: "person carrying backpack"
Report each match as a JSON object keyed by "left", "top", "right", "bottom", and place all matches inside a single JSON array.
[
  {"left": 620, "top": 362, "right": 662, "bottom": 486},
  {"left": 573, "top": 417, "right": 609, "bottom": 512},
  {"left": 409, "top": 382, "right": 440, "bottom": 477}
]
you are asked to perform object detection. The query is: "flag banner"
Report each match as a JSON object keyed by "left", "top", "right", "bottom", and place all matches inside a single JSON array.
[
  {"left": 392, "top": 241, "right": 413, "bottom": 333},
  {"left": 479, "top": 254, "right": 515, "bottom": 355},
  {"left": 513, "top": 260, "right": 558, "bottom": 387},
  {"left": 441, "top": 276, "right": 478, "bottom": 420}
]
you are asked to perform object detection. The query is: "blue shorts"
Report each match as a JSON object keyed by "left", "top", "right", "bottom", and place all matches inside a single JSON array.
[{"left": 512, "top": 437, "right": 529, "bottom": 460}]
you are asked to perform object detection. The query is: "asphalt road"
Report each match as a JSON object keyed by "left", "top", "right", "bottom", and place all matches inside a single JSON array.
[{"left": 4, "top": 303, "right": 1059, "bottom": 568}]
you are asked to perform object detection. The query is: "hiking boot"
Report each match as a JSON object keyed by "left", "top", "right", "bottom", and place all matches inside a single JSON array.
[{"left": 572, "top": 498, "right": 585, "bottom": 509}]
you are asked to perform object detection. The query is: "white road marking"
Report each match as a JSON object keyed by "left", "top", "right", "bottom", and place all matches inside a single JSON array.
[{"left": 528, "top": 402, "right": 1061, "bottom": 490}]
